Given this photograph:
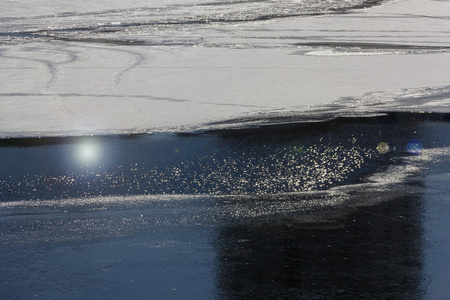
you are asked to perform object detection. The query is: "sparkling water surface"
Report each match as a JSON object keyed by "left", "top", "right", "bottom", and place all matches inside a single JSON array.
[{"left": 1, "top": 113, "right": 450, "bottom": 299}]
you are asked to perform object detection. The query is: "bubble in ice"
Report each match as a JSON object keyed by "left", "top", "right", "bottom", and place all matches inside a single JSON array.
[
  {"left": 406, "top": 139, "right": 423, "bottom": 155},
  {"left": 376, "top": 142, "right": 389, "bottom": 154}
]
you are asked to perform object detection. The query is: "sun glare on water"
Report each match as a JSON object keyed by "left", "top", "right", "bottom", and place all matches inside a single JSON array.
[{"left": 76, "top": 142, "right": 100, "bottom": 164}]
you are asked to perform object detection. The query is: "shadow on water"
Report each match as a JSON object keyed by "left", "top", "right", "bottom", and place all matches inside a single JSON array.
[
  {"left": 208, "top": 112, "right": 450, "bottom": 299},
  {"left": 213, "top": 193, "right": 426, "bottom": 299}
]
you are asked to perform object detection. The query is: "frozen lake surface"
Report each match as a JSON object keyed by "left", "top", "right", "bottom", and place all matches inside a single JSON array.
[
  {"left": 1, "top": 0, "right": 450, "bottom": 298},
  {"left": 1, "top": 0, "right": 450, "bottom": 137}
]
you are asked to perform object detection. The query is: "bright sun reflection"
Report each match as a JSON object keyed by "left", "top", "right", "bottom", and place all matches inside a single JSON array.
[{"left": 76, "top": 142, "right": 100, "bottom": 164}]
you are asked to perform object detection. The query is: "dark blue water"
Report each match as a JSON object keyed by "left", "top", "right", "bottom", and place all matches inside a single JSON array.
[
  {"left": 1, "top": 112, "right": 450, "bottom": 299},
  {"left": 2, "top": 112, "right": 448, "bottom": 202}
]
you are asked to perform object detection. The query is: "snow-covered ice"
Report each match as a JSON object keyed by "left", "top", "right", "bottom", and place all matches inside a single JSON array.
[{"left": 1, "top": 0, "right": 450, "bottom": 137}]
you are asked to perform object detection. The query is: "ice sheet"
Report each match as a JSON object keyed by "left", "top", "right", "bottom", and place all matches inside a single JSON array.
[{"left": 1, "top": 0, "right": 450, "bottom": 137}]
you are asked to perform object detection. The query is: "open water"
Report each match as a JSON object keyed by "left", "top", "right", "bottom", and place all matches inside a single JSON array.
[{"left": 1, "top": 112, "right": 450, "bottom": 298}]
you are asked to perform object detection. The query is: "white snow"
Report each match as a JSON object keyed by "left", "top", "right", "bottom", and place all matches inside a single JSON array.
[{"left": 1, "top": 0, "right": 450, "bottom": 137}]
